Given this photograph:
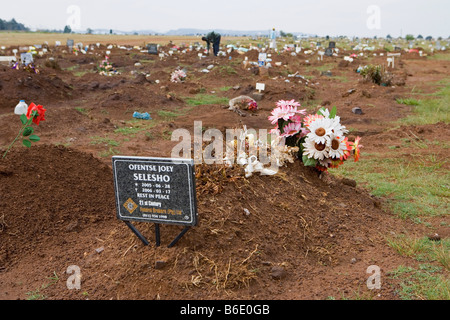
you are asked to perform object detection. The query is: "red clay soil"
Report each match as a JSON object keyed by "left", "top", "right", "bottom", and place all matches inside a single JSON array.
[{"left": 0, "top": 43, "right": 448, "bottom": 300}]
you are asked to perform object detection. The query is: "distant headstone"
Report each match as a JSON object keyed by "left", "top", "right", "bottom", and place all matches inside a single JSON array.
[
  {"left": 316, "top": 42, "right": 321, "bottom": 47},
  {"left": 147, "top": 43, "right": 158, "bottom": 54},
  {"left": 66, "top": 39, "right": 74, "bottom": 49},
  {"left": 20, "top": 52, "right": 33, "bottom": 66},
  {"left": 328, "top": 41, "right": 336, "bottom": 48},
  {"left": 258, "top": 53, "right": 267, "bottom": 66},
  {"left": 436, "top": 41, "right": 441, "bottom": 50},
  {"left": 325, "top": 48, "right": 333, "bottom": 56},
  {"left": 394, "top": 46, "right": 401, "bottom": 51}
]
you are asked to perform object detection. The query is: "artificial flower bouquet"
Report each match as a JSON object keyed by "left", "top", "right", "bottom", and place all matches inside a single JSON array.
[
  {"left": 268, "top": 100, "right": 362, "bottom": 172},
  {"left": 98, "top": 56, "right": 119, "bottom": 76},
  {"left": 170, "top": 69, "right": 187, "bottom": 83}
]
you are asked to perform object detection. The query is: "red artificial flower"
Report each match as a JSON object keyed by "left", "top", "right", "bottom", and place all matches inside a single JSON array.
[{"left": 26, "top": 103, "right": 46, "bottom": 125}]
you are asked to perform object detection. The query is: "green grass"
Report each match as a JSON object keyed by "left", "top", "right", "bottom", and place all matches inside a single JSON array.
[
  {"left": 26, "top": 271, "right": 59, "bottom": 300},
  {"left": 90, "top": 136, "right": 121, "bottom": 157},
  {"left": 113, "top": 119, "right": 157, "bottom": 137},
  {"left": 218, "top": 86, "right": 233, "bottom": 92},
  {"left": 75, "top": 107, "right": 88, "bottom": 115},
  {"left": 398, "top": 82, "right": 450, "bottom": 125},
  {"left": 217, "top": 65, "right": 237, "bottom": 75},
  {"left": 329, "top": 151, "right": 449, "bottom": 220},
  {"left": 428, "top": 53, "right": 450, "bottom": 61},
  {"left": 387, "top": 235, "right": 450, "bottom": 270},
  {"left": 157, "top": 110, "right": 181, "bottom": 121},
  {"left": 185, "top": 94, "right": 229, "bottom": 106},
  {"left": 73, "top": 70, "right": 93, "bottom": 77},
  {"left": 388, "top": 264, "right": 450, "bottom": 300},
  {"left": 396, "top": 98, "right": 420, "bottom": 106},
  {"left": 90, "top": 136, "right": 120, "bottom": 147}
]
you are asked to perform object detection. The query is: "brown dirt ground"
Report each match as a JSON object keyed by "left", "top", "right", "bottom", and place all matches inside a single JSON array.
[{"left": 0, "top": 42, "right": 448, "bottom": 300}]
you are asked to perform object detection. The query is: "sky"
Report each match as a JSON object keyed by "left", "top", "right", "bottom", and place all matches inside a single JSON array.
[{"left": 1, "top": 0, "right": 449, "bottom": 38}]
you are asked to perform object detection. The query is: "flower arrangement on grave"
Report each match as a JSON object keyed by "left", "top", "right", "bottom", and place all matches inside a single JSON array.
[
  {"left": 247, "top": 100, "right": 258, "bottom": 111},
  {"left": 2, "top": 103, "right": 46, "bottom": 159},
  {"left": 98, "top": 56, "right": 119, "bottom": 76},
  {"left": 268, "top": 100, "right": 362, "bottom": 172},
  {"left": 170, "top": 68, "right": 187, "bottom": 83},
  {"left": 222, "top": 125, "right": 299, "bottom": 178},
  {"left": 11, "top": 60, "right": 39, "bottom": 74}
]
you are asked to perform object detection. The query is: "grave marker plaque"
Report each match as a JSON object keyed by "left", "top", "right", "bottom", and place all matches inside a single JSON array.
[
  {"left": 325, "top": 48, "right": 333, "bottom": 56},
  {"left": 328, "top": 41, "right": 336, "bottom": 49},
  {"left": 66, "top": 39, "right": 74, "bottom": 49},
  {"left": 20, "top": 52, "right": 33, "bottom": 66},
  {"left": 112, "top": 156, "right": 198, "bottom": 247},
  {"left": 147, "top": 43, "right": 158, "bottom": 54},
  {"left": 112, "top": 156, "right": 197, "bottom": 226}
]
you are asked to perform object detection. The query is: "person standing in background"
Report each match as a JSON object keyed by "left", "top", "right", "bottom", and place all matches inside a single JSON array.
[{"left": 202, "top": 31, "right": 222, "bottom": 56}]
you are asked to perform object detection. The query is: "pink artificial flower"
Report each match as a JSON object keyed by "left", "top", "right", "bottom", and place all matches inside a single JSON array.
[
  {"left": 281, "top": 122, "right": 302, "bottom": 137},
  {"left": 268, "top": 101, "right": 306, "bottom": 125},
  {"left": 303, "top": 114, "right": 324, "bottom": 127}
]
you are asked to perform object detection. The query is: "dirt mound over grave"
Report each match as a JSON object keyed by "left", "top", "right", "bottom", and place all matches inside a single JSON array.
[
  {"left": 0, "top": 66, "right": 73, "bottom": 113},
  {"left": 0, "top": 144, "right": 414, "bottom": 300},
  {"left": 0, "top": 145, "right": 115, "bottom": 267}
]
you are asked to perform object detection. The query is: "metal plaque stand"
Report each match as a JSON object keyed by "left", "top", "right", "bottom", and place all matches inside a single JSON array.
[{"left": 123, "top": 221, "right": 190, "bottom": 248}]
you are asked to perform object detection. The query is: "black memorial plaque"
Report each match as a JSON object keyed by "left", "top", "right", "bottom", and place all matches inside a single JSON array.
[
  {"left": 147, "top": 43, "right": 158, "bottom": 54},
  {"left": 112, "top": 156, "right": 197, "bottom": 227},
  {"left": 328, "top": 41, "right": 336, "bottom": 48},
  {"left": 325, "top": 48, "right": 333, "bottom": 56}
]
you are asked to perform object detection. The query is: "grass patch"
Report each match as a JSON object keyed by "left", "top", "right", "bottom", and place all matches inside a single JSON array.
[
  {"left": 428, "top": 53, "right": 450, "bottom": 61},
  {"left": 388, "top": 264, "right": 450, "bottom": 300},
  {"left": 329, "top": 151, "right": 450, "bottom": 220},
  {"left": 90, "top": 136, "right": 120, "bottom": 147},
  {"left": 90, "top": 136, "right": 121, "bottom": 157},
  {"left": 218, "top": 65, "right": 237, "bottom": 75},
  {"left": 73, "top": 70, "right": 93, "bottom": 77},
  {"left": 26, "top": 271, "right": 59, "bottom": 300},
  {"left": 157, "top": 110, "right": 181, "bottom": 121},
  {"left": 398, "top": 81, "right": 450, "bottom": 125},
  {"left": 75, "top": 107, "right": 88, "bottom": 115},
  {"left": 396, "top": 98, "right": 420, "bottom": 106},
  {"left": 185, "top": 94, "right": 229, "bottom": 106},
  {"left": 218, "top": 86, "right": 233, "bottom": 92},
  {"left": 114, "top": 119, "right": 157, "bottom": 137},
  {"left": 387, "top": 235, "right": 450, "bottom": 270}
]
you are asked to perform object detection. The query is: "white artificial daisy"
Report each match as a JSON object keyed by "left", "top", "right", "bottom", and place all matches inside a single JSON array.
[
  {"left": 302, "top": 136, "right": 329, "bottom": 160},
  {"left": 320, "top": 108, "right": 331, "bottom": 118},
  {"left": 329, "top": 116, "right": 349, "bottom": 136},
  {"left": 328, "top": 135, "right": 348, "bottom": 159},
  {"left": 306, "top": 117, "right": 334, "bottom": 145}
]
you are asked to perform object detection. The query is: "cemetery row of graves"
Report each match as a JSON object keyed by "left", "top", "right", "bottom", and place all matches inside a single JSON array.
[{"left": 0, "top": 34, "right": 448, "bottom": 300}]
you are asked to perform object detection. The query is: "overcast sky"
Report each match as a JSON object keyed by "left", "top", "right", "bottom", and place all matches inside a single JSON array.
[{"left": 1, "top": 0, "right": 449, "bottom": 37}]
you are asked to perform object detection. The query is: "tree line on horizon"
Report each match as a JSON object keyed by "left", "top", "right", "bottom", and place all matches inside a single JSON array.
[{"left": 0, "top": 18, "right": 29, "bottom": 31}]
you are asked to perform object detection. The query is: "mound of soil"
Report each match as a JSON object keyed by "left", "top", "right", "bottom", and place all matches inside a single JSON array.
[{"left": 0, "top": 144, "right": 417, "bottom": 300}]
